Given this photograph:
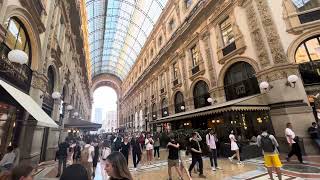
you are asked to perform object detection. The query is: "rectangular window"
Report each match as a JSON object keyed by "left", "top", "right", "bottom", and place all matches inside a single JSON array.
[
  {"left": 292, "top": 0, "right": 319, "bottom": 12},
  {"left": 191, "top": 45, "right": 199, "bottom": 67},
  {"left": 173, "top": 62, "right": 179, "bottom": 79},
  {"left": 220, "top": 17, "right": 235, "bottom": 46},
  {"left": 169, "top": 19, "right": 176, "bottom": 31},
  {"left": 185, "top": 0, "right": 192, "bottom": 9}
]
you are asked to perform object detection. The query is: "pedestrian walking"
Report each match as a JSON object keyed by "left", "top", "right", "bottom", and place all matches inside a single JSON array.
[
  {"left": 92, "top": 141, "right": 100, "bottom": 178},
  {"left": 257, "top": 126, "right": 282, "bottom": 180},
  {"left": 206, "top": 129, "right": 221, "bottom": 171},
  {"left": 120, "top": 136, "right": 130, "bottom": 165},
  {"left": 145, "top": 134, "right": 154, "bottom": 165},
  {"left": 80, "top": 138, "right": 95, "bottom": 180},
  {"left": 188, "top": 132, "right": 206, "bottom": 178},
  {"left": 167, "top": 134, "right": 183, "bottom": 180},
  {"left": 228, "top": 130, "right": 243, "bottom": 165},
  {"left": 285, "top": 122, "right": 303, "bottom": 163},
  {"left": 131, "top": 134, "right": 142, "bottom": 171},
  {"left": 56, "top": 139, "right": 69, "bottom": 177},
  {"left": 153, "top": 132, "right": 161, "bottom": 160},
  {"left": 0, "top": 146, "right": 15, "bottom": 172},
  {"left": 73, "top": 142, "right": 81, "bottom": 164},
  {"left": 104, "top": 152, "right": 133, "bottom": 180}
]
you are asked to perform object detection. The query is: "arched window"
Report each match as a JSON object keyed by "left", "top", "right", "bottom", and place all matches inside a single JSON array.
[
  {"left": 2, "top": 17, "right": 31, "bottom": 65},
  {"left": 193, "top": 80, "right": 210, "bottom": 109},
  {"left": 295, "top": 35, "right": 320, "bottom": 85},
  {"left": 224, "top": 61, "right": 260, "bottom": 101},
  {"left": 47, "top": 66, "right": 55, "bottom": 95},
  {"left": 152, "top": 103, "right": 157, "bottom": 120},
  {"left": 161, "top": 99, "right": 168, "bottom": 117},
  {"left": 291, "top": 0, "right": 320, "bottom": 12},
  {"left": 174, "top": 91, "right": 185, "bottom": 113}
]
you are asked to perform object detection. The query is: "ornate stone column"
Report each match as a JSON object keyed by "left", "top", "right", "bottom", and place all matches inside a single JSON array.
[{"left": 257, "top": 65, "right": 317, "bottom": 154}]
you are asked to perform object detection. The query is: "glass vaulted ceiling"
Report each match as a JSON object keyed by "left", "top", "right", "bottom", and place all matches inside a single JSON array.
[{"left": 86, "top": 0, "right": 168, "bottom": 80}]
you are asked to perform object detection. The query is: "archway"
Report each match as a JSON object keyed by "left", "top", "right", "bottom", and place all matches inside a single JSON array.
[
  {"left": 224, "top": 61, "right": 260, "bottom": 101},
  {"left": 193, "top": 80, "right": 210, "bottom": 109},
  {"left": 174, "top": 91, "right": 185, "bottom": 113},
  {"left": 91, "top": 73, "right": 122, "bottom": 132}
]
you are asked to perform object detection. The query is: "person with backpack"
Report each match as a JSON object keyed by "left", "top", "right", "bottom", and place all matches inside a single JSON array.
[
  {"left": 80, "top": 138, "right": 95, "bottom": 180},
  {"left": 257, "top": 126, "right": 282, "bottom": 180},
  {"left": 56, "top": 139, "right": 69, "bottom": 177}
]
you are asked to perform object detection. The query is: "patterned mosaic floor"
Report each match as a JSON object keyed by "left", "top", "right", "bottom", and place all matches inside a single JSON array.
[{"left": 34, "top": 151, "right": 320, "bottom": 180}]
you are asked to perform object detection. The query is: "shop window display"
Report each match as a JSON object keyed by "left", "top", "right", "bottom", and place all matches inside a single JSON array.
[
  {"left": 224, "top": 62, "right": 260, "bottom": 101},
  {"left": 295, "top": 35, "right": 320, "bottom": 85}
]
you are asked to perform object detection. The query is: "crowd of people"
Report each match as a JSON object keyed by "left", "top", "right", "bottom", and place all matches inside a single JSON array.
[{"left": 0, "top": 121, "right": 318, "bottom": 180}]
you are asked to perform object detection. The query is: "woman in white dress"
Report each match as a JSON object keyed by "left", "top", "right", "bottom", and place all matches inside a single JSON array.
[
  {"left": 228, "top": 130, "right": 243, "bottom": 165},
  {"left": 145, "top": 134, "right": 154, "bottom": 165}
]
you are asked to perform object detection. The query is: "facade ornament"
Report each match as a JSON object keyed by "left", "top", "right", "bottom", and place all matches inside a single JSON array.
[
  {"left": 255, "top": 0, "right": 288, "bottom": 64},
  {"left": 31, "top": 71, "right": 48, "bottom": 92},
  {"left": 245, "top": 2, "right": 271, "bottom": 67}
]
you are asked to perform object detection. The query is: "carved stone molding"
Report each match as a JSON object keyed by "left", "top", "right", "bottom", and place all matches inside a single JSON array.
[
  {"left": 245, "top": 2, "right": 271, "bottom": 67},
  {"left": 0, "top": 24, "right": 6, "bottom": 43},
  {"left": 255, "top": 0, "right": 288, "bottom": 64},
  {"left": 31, "top": 71, "right": 47, "bottom": 92},
  {"left": 256, "top": 64, "right": 299, "bottom": 82}
]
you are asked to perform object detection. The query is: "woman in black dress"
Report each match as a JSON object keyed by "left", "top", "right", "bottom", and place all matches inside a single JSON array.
[
  {"left": 72, "top": 142, "right": 81, "bottom": 164},
  {"left": 120, "top": 136, "right": 130, "bottom": 165},
  {"left": 92, "top": 142, "right": 100, "bottom": 177}
]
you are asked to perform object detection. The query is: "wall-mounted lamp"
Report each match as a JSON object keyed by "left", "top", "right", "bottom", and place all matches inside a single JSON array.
[
  {"left": 259, "top": 81, "right": 273, "bottom": 91},
  {"left": 164, "top": 111, "right": 167, "bottom": 115},
  {"left": 152, "top": 114, "right": 156, "bottom": 118},
  {"left": 52, "top": 92, "right": 61, "bottom": 100},
  {"left": 181, "top": 105, "right": 185, "bottom": 110},
  {"left": 8, "top": 49, "right": 28, "bottom": 64},
  {"left": 66, "top": 105, "right": 73, "bottom": 111},
  {"left": 207, "top": 97, "right": 217, "bottom": 104},
  {"left": 285, "top": 75, "right": 299, "bottom": 88},
  {"left": 74, "top": 112, "right": 79, "bottom": 116},
  {"left": 0, "top": 113, "right": 8, "bottom": 121}
]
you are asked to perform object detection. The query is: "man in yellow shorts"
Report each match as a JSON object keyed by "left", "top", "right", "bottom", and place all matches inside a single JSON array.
[{"left": 257, "top": 126, "right": 282, "bottom": 180}]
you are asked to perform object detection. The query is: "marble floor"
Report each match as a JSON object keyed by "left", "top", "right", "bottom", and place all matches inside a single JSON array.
[{"left": 34, "top": 151, "right": 320, "bottom": 180}]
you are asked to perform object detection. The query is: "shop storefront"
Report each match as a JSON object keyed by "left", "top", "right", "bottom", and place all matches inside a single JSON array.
[{"left": 151, "top": 94, "right": 272, "bottom": 143}]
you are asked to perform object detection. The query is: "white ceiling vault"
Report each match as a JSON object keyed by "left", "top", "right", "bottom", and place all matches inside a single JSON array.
[{"left": 86, "top": 0, "right": 168, "bottom": 80}]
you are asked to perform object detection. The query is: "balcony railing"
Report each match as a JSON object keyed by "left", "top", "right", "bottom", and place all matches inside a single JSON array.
[
  {"left": 0, "top": 43, "right": 32, "bottom": 92},
  {"left": 192, "top": 65, "right": 200, "bottom": 75},
  {"left": 222, "top": 41, "right": 236, "bottom": 56},
  {"left": 298, "top": 9, "right": 320, "bottom": 24}
]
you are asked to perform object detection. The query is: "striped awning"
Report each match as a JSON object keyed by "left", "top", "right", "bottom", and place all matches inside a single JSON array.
[{"left": 150, "top": 94, "right": 270, "bottom": 124}]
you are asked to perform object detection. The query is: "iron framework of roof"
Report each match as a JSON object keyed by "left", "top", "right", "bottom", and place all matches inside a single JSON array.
[{"left": 86, "top": 0, "right": 168, "bottom": 80}]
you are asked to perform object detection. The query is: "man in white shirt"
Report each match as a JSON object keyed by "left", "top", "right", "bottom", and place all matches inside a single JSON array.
[
  {"left": 206, "top": 129, "right": 221, "bottom": 171},
  {"left": 0, "top": 146, "right": 15, "bottom": 171},
  {"left": 285, "top": 122, "right": 303, "bottom": 163},
  {"left": 81, "top": 139, "right": 95, "bottom": 180}
]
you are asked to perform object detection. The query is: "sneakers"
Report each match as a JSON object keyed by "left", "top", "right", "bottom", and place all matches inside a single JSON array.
[
  {"left": 211, "top": 167, "right": 216, "bottom": 171},
  {"left": 56, "top": 174, "right": 60, "bottom": 178},
  {"left": 199, "top": 174, "right": 206, "bottom": 178},
  {"left": 134, "top": 168, "right": 137, "bottom": 171},
  {"left": 158, "top": 157, "right": 161, "bottom": 160},
  {"left": 228, "top": 157, "right": 233, "bottom": 162},
  {"left": 237, "top": 161, "right": 244, "bottom": 165},
  {"left": 216, "top": 166, "right": 222, "bottom": 170}
]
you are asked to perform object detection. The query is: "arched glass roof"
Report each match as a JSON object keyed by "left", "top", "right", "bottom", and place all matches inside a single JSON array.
[{"left": 86, "top": 0, "right": 168, "bottom": 80}]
